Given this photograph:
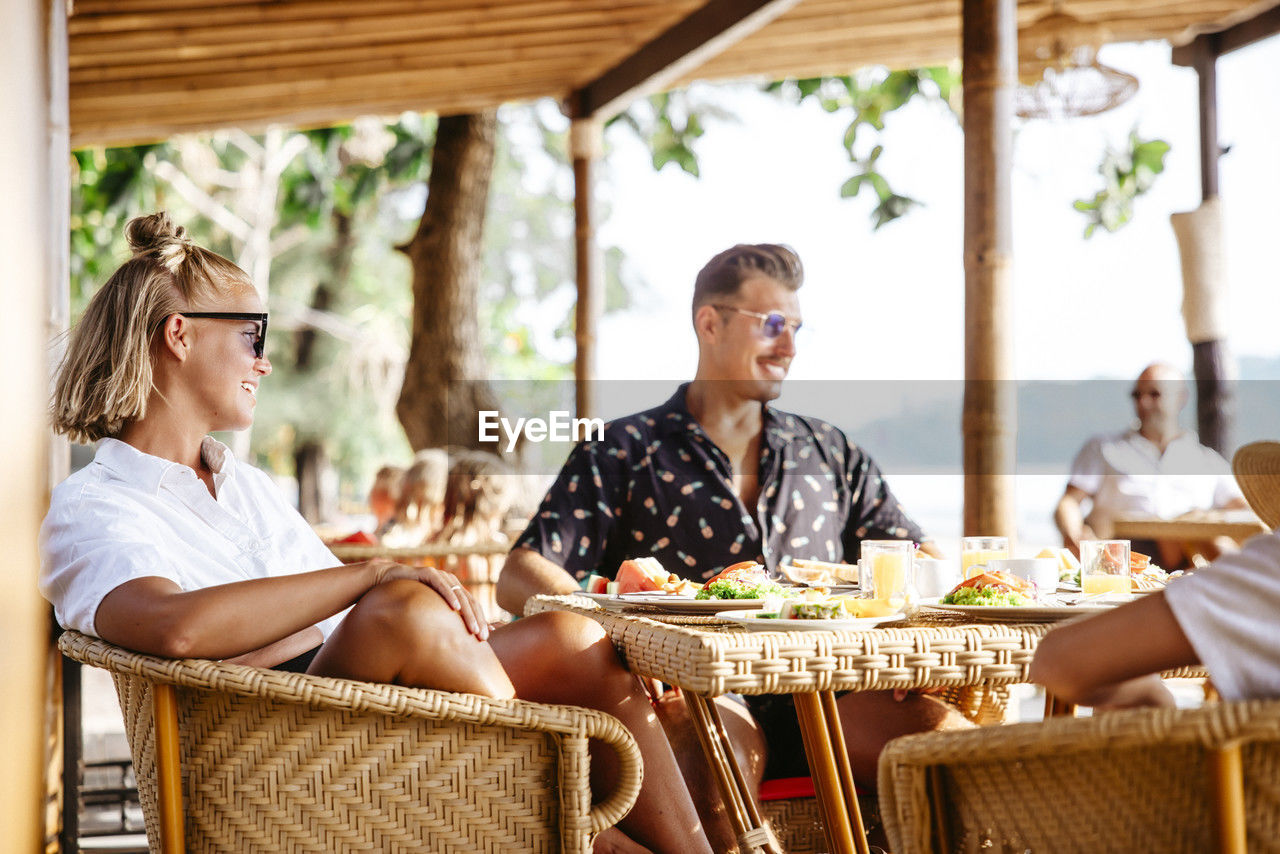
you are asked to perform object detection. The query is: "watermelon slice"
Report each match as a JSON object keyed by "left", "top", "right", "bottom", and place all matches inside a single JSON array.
[{"left": 616, "top": 557, "right": 669, "bottom": 594}]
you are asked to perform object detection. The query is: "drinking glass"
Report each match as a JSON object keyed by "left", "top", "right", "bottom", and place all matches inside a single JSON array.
[
  {"left": 1080, "top": 540, "right": 1131, "bottom": 596},
  {"left": 961, "top": 536, "right": 1010, "bottom": 579},
  {"left": 859, "top": 540, "right": 915, "bottom": 609}
]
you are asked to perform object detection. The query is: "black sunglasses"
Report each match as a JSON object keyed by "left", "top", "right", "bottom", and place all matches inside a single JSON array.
[
  {"left": 170, "top": 312, "right": 269, "bottom": 358},
  {"left": 711, "top": 304, "right": 802, "bottom": 339}
]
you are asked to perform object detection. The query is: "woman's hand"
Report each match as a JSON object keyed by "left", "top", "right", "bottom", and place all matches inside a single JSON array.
[{"left": 369, "top": 559, "right": 490, "bottom": 641}]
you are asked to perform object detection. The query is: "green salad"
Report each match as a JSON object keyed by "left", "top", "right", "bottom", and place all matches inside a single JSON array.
[
  {"left": 941, "top": 586, "right": 1031, "bottom": 607},
  {"left": 695, "top": 576, "right": 786, "bottom": 600}
]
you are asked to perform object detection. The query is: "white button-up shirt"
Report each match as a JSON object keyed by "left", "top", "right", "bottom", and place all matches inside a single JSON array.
[
  {"left": 1067, "top": 430, "right": 1243, "bottom": 536},
  {"left": 40, "top": 437, "right": 347, "bottom": 641},
  {"left": 1166, "top": 531, "right": 1280, "bottom": 701}
]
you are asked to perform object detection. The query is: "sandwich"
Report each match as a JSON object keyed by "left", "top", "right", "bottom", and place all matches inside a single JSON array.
[{"left": 695, "top": 561, "right": 786, "bottom": 600}]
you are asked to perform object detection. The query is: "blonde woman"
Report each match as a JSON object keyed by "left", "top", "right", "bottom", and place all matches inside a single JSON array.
[{"left": 39, "top": 213, "right": 710, "bottom": 854}]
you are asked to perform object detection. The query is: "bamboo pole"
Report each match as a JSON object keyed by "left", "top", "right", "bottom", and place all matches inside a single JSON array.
[
  {"left": 571, "top": 117, "right": 602, "bottom": 421},
  {"left": 1, "top": 1, "right": 62, "bottom": 851},
  {"left": 1208, "top": 742, "right": 1247, "bottom": 853},
  {"left": 961, "top": 0, "right": 1017, "bottom": 538}
]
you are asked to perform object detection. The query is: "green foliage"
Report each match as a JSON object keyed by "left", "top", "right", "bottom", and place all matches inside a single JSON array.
[
  {"left": 608, "top": 91, "right": 731, "bottom": 177},
  {"left": 69, "top": 145, "right": 167, "bottom": 310},
  {"left": 1073, "top": 130, "right": 1171, "bottom": 237},
  {"left": 769, "top": 66, "right": 961, "bottom": 229}
]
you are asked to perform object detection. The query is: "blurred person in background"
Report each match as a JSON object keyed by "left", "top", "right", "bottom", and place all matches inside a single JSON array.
[
  {"left": 368, "top": 464, "right": 406, "bottom": 541},
  {"left": 1055, "top": 362, "right": 1248, "bottom": 570},
  {"left": 429, "top": 451, "right": 516, "bottom": 621},
  {"left": 381, "top": 448, "right": 449, "bottom": 547}
]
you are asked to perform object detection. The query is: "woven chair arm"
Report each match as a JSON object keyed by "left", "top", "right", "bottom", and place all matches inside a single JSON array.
[
  {"left": 59, "top": 630, "right": 642, "bottom": 832},
  {"left": 880, "top": 695, "right": 1280, "bottom": 776}
]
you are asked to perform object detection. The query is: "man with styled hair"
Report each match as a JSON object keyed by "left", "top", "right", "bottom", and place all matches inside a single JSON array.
[{"left": 498, "top": 243, "right": 961, "bottom": 835}]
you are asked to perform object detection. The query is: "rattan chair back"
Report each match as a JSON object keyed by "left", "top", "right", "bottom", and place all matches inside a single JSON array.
[
  {"left": 879, "top": 697, "right": 1280, "bottom": 853},
  {"left": 60, "top": 631, "right": 641, "bottom": 853}
]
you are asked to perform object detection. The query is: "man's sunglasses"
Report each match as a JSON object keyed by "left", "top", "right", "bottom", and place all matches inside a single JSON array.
[
  {"left": 712, "top": 305, "right": 802, "bottom": 339},
  {"left": 169, "top": 312, "right": 269, "bottom": 358}
]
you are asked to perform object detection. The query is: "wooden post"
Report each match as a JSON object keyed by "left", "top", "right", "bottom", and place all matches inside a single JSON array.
[
  {"left": 153, "top": 684, "right": 187, "bottom": 853},
  {"left": 2, "top": 0, "right": 64, "bottom": 850},
  {"left": 961, "top": 0, "right": 1017, "bottom": 538},
  {"left": 571, "top": 117, "right": 602, "bottom": 420},
  {"left": 1208, "top": 742, "right": 1247, "bottom": 853},
  {"left": 1190, "top": 38, "right": 1231, "bottom": 456}
]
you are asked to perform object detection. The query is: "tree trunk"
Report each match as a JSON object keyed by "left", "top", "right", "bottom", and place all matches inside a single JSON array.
[
  {"left": 396, "top": 111, "right": 504, "bottom": 451},
  {"left": 295, "top": 210, "right": 351, "bottom": 372},
  {"left": 294, "top": 440, "right": 331, "bottom": 523}
]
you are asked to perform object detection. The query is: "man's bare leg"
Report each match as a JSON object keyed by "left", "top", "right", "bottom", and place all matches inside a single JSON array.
[{"left": 488, "top": 612, "right": 713, "bottom": 854}]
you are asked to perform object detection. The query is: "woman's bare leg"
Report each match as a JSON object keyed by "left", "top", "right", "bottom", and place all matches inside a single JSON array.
[
  {"left": 488, "top": 612, "right": 713, "bottom": 854},
  {"left": 309, "top": 579, "right": 515, "bottom": 697}
]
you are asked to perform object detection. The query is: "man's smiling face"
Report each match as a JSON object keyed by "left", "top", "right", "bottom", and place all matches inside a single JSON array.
[{"left": 703, "top": 274, "right": 801, "bottom": 402}]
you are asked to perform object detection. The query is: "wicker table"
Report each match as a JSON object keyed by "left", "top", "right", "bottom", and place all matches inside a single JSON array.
[{"left": 527, "top": 595, "right": 1053, "bottom": 854}]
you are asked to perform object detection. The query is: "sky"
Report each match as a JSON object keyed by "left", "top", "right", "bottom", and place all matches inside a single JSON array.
[
  {"left": 571, "top": 37, "right": 1279, "bottom": 553},
  {"left": 590, "top": 39, "right": 1279, "bottom": 388}
]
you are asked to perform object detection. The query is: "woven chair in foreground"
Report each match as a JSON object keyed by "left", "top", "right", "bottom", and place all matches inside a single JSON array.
[
  {"left": 879, "top": 696, "right": 1280, "bottom": 853},
  {"left": 59, "top": 631, "right": 642, "bottom": 853}
]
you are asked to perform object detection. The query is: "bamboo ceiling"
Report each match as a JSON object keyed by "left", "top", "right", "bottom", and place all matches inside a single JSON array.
[{"left": 69, "top": 0, "right": 1279, "bottom": 147}]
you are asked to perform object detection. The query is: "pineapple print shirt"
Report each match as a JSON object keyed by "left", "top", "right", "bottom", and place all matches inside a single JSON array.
[{"left": 515, "top": 384, "right": 927, "bottom": 582}]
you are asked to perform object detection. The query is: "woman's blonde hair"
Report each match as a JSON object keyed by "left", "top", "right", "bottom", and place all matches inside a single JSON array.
[
  {"left": 394, "top": 449, "right": 450, "bottom": 527},
  {"left": 434, "top": 451, "right": 515, "bottom": 543},
  {"left": 51, "top": 212, "right": 253, "bottom": 443}
]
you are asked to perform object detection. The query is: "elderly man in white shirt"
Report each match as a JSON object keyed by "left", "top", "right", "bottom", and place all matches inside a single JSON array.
[
  {"left": 1055, "top": 362, "right": 1248, "bottom": 569},
  {"left": 1033, "top": 440, "right": 1280, "bottom": 709}
]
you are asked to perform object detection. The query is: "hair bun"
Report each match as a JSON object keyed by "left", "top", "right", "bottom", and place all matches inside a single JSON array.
[{"left": 125, "top": 211, "right": 192, "bottom": 272}]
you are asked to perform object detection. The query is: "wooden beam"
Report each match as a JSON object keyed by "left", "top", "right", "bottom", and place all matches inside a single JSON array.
[
  {"left": 571, "top": 0, "right": 803, "bottom": 118},
  {"left": 962, "top": 0, "right": 1017, "bottom": 539},
  {"left": 1173, "top": 2, "right": 1280, "bottom": 64}
]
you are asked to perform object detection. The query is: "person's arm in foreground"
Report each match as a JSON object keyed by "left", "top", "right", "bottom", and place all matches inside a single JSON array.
[
  {"left": 496, "top": 546, "right": 581, "bottom": 616},
  {"left": 1054, "top": 484, "right": 1095, "bottom": 558},
  {"left": 1029, "top": 590, "right": 1199, "bottom": 709},
  {"left": 95, "top": 558, "right": 487, "bottom": 661}
]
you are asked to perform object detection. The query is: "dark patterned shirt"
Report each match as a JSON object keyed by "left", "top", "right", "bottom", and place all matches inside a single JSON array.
[{"left": 516, "top": 384, "right": 927, "bottom": 582}]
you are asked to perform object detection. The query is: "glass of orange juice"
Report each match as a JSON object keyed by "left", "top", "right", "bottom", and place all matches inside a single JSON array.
[
  {"left": 961, "top": 536, "right": 1009, "bottom": 579},
  {"left": 1080, "top": 540, "right": 1131, "bottom": 596},
  {"left": 859, "top": 540, "right": 914, "bottom": 610}
]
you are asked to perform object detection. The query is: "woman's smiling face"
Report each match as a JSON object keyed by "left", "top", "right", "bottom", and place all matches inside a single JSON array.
[{"left": 183, "top": 281, "right": 271, "bottom": 433}]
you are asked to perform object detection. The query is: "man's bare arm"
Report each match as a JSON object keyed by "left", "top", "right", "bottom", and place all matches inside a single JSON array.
[
  {"left": 1029, "top": 591, "right": 1199, "bottom": 709},
  {"left": 1054, "top": 484, "right": 1093, "bottom": 557},
  {"left": 497, "top": 546, "right": 582, "bottom": 616}
]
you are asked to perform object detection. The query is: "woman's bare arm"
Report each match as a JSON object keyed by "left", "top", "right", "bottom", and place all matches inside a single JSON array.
[
  {"left": 94, "top": 559, "right": 487, "bottom": 660},
  {"left": 1030, "top": 591, "right": 1200, "bottom": 709}
]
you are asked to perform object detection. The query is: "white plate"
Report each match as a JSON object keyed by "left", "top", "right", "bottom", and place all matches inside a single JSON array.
[
  {"left": 715, "top": 610, "right": 907, "bottom": 632},
  {"left": 579, "top": 591, "right": 772, "bottom": 613},
  {"left": 919, "top": 600, "right": 1122, "bottom": 623}
]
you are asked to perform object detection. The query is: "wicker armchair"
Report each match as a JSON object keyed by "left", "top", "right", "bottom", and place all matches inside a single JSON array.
[
  {"left": 878, "top": 697, "right": 1280, "bottom": 853},
  {"left": 59, "top": 631, "right": 642, "bottom": 853}
]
